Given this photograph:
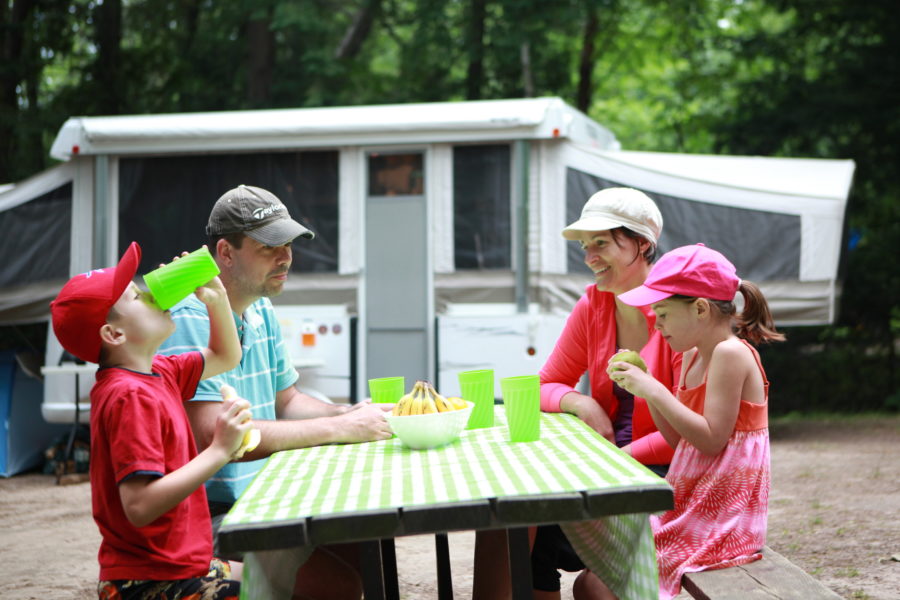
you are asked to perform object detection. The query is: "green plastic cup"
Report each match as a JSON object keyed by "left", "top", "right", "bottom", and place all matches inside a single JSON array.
[
  {"left": 368, "top": 376, "right": 405, "bottom": 404},
  {"left": 143, "top": 246, "right": 220, "bottom": 310},
  {"left": 501, "top": 375, "right": 541, "bottom": 442},
  {"left": 458, "top": 369, "right": 495, "bottom": 429}
]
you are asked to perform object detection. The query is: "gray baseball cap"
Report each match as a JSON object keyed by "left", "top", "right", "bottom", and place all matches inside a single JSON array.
[{"left": 206, "top": 185, "right": 315, "bottom": 246}]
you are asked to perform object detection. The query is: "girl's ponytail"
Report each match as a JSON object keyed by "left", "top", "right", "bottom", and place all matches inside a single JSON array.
[{"left": 734, "top": 280, "right": 785, "bottom": 344}]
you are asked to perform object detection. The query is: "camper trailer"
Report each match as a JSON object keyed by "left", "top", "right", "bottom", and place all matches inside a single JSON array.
[{"left": 0, "top": 97, "right": 855, "bottom": 423}]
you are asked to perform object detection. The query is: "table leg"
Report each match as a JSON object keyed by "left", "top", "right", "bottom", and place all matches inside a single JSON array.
[
  {"left": 435, "top": 533, "right": 453, "bottom": 600},
  {"left": 360, "top": 540, "right": 386, "bottom": 600},
  {"left": 380, "top": 538, "right": 400, "bottom": 600},
  {"left": 507, "top": 527, "right": 533, "bottom": 600}
]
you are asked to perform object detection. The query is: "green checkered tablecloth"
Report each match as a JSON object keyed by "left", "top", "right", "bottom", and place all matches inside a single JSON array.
[{"left": 225, "top": 410, "right": 669, "bottom": 600}]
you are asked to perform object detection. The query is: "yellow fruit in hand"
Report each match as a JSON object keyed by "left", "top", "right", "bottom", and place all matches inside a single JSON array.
[
  {"left": 609, "top": 349, "right": 648, "bottom": 372},
  {"left": 242, "top": 428, "right": 261, "bottom": 453},
  {"left": 220, "top": 384, "right": 261, "bottom": 458}
]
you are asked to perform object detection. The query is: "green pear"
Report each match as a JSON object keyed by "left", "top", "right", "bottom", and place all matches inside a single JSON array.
[{"left": 610, "top": 349, "right": 648, "bottom": 372}]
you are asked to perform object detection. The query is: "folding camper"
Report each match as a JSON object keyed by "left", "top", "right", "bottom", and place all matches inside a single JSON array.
[{"left": 0, "top": 97, "right": 855, "bottom": 418}]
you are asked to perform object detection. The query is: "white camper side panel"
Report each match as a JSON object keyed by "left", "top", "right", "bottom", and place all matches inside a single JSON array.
[
  {"left": 276, "top": 305, "right": 353, "bottom": 403},
  {"left": 431, "top": 144, "right": 455, "bottom": 274},
  {"left": 437, "top": 305, "right": 568, "bottom": 399},
  {"left": 536, "top": 140, "right": 568, "bottom": 274}
]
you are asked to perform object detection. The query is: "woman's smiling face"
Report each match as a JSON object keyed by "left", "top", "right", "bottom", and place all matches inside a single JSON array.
[{"left": 578, "top": 229, "right": 648, "bottom": 295}]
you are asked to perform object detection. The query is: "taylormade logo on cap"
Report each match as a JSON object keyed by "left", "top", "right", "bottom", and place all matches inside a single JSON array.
[
  {"left": 206, "top": 184, "right": 315, "bottom": 245},
  {"left": 252, "top": 204, "right": 285, "bottom": 220}
]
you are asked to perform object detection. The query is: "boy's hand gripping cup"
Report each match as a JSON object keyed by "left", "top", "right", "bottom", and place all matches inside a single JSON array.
[
  {"left": 500, "top": 375, "right": 541, "bottom": 442},
  {"left": 458, "top": 369, "right": 495, "bottom": 429},
  {"left": 142, "top": 246, "right": 220, "bottom": 310}
]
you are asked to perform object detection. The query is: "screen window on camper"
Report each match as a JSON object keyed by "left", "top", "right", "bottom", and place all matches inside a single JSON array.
[
  {"left": 453, "top": 145, "right": 511, "bottom": 270},
  {"left": 118, "top": 151, "right": 339, "bottom": 274}
]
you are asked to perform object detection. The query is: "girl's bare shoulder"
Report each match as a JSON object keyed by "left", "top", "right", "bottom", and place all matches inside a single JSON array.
[{"left": 710, "top": 337, "right": 756, "bottom": 367}]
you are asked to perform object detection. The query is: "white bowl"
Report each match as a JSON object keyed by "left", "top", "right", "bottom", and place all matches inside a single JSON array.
[{"left": 385, "top": 401, "right": 474, "bottom": 450}]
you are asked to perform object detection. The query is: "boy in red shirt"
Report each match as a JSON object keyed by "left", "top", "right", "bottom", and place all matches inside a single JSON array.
[{"left": 50, "top": 242, "right": 246, "bottom": 600}]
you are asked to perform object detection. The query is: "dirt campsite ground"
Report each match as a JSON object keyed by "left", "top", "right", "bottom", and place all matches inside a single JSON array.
[{"left": 2, "top": 415, "right": 898, "bottom": 600}]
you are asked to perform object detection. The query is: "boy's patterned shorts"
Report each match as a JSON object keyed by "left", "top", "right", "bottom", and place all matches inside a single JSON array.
[{"left": 97, "top": 558, "right": 239, "bottom": 600}]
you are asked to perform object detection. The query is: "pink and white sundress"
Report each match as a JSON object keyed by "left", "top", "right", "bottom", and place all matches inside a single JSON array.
[{"left": 652, "top": 339, "right": 771, "bottom": 598}]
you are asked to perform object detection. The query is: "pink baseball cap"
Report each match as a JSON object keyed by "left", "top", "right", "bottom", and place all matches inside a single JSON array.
[
  {"left": 50, "top": 242, "right": 142, "bottom": 363},
  {"left": 618, "top": 243, "right": 740, "bottom": 306}
]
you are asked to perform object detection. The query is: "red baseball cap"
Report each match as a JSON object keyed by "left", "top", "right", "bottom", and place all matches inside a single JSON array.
[
  {"left": 50, "top": 242, "right": 142, "bottom": 363},
  {"left": 618, "top": 243, "right": 740, "bottom": 306}
]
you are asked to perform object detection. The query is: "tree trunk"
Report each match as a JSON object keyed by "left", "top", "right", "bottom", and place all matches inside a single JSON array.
[
  {"left": 336, "top": 0, "right": 382, "bottom": 59},
  {"left": 0, "top": 0, "right": 36, "bottom": 183},
  {"left": 576, "top": 7, "right": 599, "bottom": 113},
  {"left": 466, "top": 0, "right": 486, "bottom": 100},
  {"left": 246, "top": 12, "right": 275, "bottom": 107},
  {"left": 520, "top": 42, "right": 534, "bottom": 98},
  {"left": 25, "top": 30, "right": 42, "bottom": 172},
  {"left": 95, "top": 0, "right": 122, "bottom": 115}
]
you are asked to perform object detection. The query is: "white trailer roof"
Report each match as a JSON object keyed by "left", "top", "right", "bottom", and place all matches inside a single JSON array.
[
  {"left": 604, "top": 150, "right": 855, "bottom": 201},
  {"left": 8, "top": 98, "right": 853, "bottom": 327},
  {"left": 50, "top": 97, "right": 619, "bottom": 160}
]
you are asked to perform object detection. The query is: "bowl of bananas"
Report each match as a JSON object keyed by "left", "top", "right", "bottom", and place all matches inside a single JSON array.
[{"left": 385, "top": 380, "right": 474, "bottom": 450}]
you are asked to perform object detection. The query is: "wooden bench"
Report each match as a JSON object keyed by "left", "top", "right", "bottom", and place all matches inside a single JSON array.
[{"left": 681, "top": 546, "right": 842, "bottom": 599}]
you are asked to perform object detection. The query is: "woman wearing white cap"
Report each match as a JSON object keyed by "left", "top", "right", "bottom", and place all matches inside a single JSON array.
[
  {"left": 473, "top": 187, "right": 682, "bottom": 600},
  {"left": 545, "top": 187, "right": 680, "bottom": 467}
]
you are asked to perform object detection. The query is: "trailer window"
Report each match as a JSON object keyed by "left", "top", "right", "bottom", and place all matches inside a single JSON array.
[
  {"left": 453, "top": 145, "right": 511, "bottom": 270},
  {"left": 368, "top": 153, "right": 424, "bottom": 196},
  {"left": 119, "top": 151, "right": 339, "bottom": 274}
]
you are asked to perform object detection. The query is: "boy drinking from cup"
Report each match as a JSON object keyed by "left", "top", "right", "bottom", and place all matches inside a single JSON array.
[{"left": 50, "top": 241, "right": 246, "bottom": 599}]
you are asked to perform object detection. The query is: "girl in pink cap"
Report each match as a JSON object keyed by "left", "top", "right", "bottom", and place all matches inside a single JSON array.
[
  {"left": 574, "top": 243, "right": 784, "bottom": 599},
  {"left": 473, "top": 188, "right": 683, "bottom": 600}
]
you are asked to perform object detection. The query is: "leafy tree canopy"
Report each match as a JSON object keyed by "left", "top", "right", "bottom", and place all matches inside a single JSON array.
[{"left": 1, "top": 0, "right": 896, "bottom": 410}]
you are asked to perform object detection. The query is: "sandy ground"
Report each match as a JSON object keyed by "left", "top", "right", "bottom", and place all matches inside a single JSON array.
[{"left": 2, "top": 415, "right": 898, "bottom": 600}]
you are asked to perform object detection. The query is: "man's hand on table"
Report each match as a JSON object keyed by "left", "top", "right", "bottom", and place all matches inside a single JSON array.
[{"left": 332, "top": 402, "right": 394, "bottom": 443}]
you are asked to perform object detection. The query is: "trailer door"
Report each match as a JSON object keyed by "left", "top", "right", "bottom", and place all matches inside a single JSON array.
[{"left": 364, "top": 152, "right": 431, "bottom": 387}]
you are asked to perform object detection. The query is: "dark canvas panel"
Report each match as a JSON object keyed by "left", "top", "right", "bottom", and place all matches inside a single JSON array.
[
  {"left": 0, "top": 183, "right": 71, "bottom": 287},
  {"left": 453, "top": 145, "right": 512, "bottom": 270},
  {"left": 565, "top": 168, "right": 801, "bottom": 282},
  {"left": 119, "top": 151, "right": 339, "bottom": 274}
]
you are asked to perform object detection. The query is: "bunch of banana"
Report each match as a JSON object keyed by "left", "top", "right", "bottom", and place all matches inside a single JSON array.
[
  {"left": 392, "top": 380, "right": 468, "bottom": 416},
  {"left": 220, "top": 384, "right": 261, "bottom": 459}
]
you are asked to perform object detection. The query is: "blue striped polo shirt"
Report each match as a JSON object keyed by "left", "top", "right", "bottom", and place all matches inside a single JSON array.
[{"left": 158, "top": 294, "right": 299, "bottom": 505}]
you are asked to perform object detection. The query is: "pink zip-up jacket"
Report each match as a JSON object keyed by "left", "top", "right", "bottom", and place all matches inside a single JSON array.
[{"left": 539, "top": 285, "right": 682, "bottom": 465}]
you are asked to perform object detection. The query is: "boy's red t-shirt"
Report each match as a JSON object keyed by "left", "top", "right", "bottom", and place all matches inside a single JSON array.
[{"left": 89, "top": 352, "right": 212, "bottom": 581}]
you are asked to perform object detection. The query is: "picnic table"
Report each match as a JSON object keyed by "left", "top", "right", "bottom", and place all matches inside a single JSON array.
[{"left": 219, "top": 408, "right": 673, "bottom": 600}]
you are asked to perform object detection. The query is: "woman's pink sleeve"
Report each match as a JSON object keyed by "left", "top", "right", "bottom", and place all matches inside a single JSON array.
[
  {"left": 539, "top": 296, "right": 591, "bottom": 413},
  {"left": 630, "top": 431, "right": 675, "bottom": 465}
]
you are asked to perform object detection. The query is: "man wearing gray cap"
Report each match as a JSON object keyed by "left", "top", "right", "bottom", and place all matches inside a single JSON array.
[{"left": 160, "top": 184, "right": 391, "bottom": 599}]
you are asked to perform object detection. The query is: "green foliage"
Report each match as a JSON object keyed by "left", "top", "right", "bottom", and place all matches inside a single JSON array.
[
  {"left": 1, "top": 0, "right": 896, "bottom": 411},
  {"left": 760, "top": 326, "right": 897, "bottom": 415}
]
